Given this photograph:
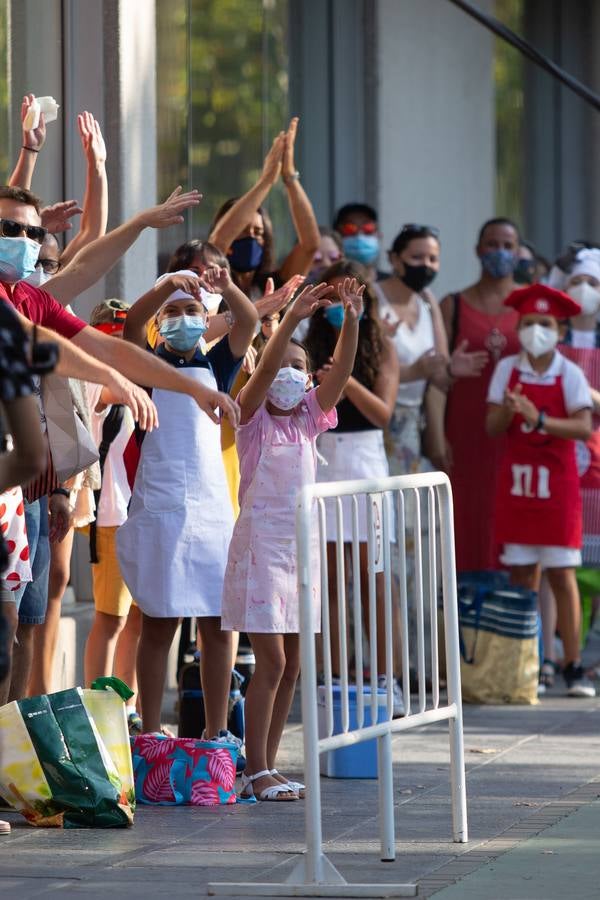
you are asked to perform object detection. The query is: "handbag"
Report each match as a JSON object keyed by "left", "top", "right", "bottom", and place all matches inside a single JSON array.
[
  {"left": 130, "top": 733, "right": 237, "bottom": 806},
  {"left": 458, "top": 572, "right": 539, "bottom": 705},
  {"left": 42, "top": 374, "right": 99, "bottom": 482}
]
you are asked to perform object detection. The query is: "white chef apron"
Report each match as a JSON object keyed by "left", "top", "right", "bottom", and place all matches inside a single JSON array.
[{"left": 117, "top": 367, "right": 234, "bottom": 618}]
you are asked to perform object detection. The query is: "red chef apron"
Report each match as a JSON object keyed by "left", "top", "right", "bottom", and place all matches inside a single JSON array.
[{"left": 495, "top": 365, "right": 582, "bottom": 548}]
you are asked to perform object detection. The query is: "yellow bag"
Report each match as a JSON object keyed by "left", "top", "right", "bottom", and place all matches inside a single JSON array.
[{"left": 83, "top": 680, "right": 135, "bottom": 812}]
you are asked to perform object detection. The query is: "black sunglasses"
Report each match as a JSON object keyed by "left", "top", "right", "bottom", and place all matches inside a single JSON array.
[
  {"left": 0, "top": 218, "right": 47, "bottom": 244},
  {"left": 400, "top": 223, "right": 440, "bottom": 239}
]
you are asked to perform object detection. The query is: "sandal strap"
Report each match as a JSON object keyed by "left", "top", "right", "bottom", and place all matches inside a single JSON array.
[
  {"left": 246, "top": 769, "right": 272, "bottom": 783},
  {"left": 257, "top": 782, "right": 297, "bottom": 801}
]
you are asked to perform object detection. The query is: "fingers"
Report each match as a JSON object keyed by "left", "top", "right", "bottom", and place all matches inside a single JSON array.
[
  {"left": 456, "top": 339, "right": 469, "bottom": 353},
  {"left": 264, "top": 277, "right": 274, "bottom": 296}
]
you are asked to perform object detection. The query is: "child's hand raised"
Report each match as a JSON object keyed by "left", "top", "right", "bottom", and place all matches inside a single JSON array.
[
  {"left": 167, "top": 272, "right": 203, "bottom": 299},
  {"left": 200, "top": 265, "right": 231, "bottom": 294},
  {"left": 338, "top": 277, "right": 365, "bottom": 322},
  {"left": 290, "top": 282, "right": 334, "bottom": 321}
]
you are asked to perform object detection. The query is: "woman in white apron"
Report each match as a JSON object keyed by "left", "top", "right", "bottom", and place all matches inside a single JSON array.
[{"left": 118, "top": 265, "right": 257, "bottom": 735}]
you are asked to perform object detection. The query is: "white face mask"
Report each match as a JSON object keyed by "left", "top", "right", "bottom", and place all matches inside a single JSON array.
[
  {"left": 568, "top": 281, "right": 600, "bottom": 316},
  {"left": 267, "top": 366, "right": 308, "bottom": 410},
  {"left": 24, "top": 266, "right": 52, "bottom": 288},
  {"left": 519, "top": 323, "right": 559, "bottom": 358}
]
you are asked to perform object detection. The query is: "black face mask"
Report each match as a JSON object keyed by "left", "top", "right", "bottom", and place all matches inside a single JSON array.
[{"left": 399, "top": 263, "right": 437, "bottom": 292}]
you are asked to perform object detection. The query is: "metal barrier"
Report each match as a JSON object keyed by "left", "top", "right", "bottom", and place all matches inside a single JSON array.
[{"left": 209, "top": 472, "right": 467, "bottom": 898}]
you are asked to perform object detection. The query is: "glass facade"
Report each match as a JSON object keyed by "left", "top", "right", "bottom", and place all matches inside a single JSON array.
[
  {"left": 0, "top": 0, "right": 10, "bottom": 182},
  {"left": 156, "top": 0, "right": 290, "bottom": 270},
  {"left": 494, "top": 0, "right": 525, "bottom": 227}
]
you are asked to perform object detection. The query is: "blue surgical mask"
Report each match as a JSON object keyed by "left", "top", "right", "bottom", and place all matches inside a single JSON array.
[
  {"left": 342, "top": 234, "right": 380, "bottom": 266},
  {"left": 480, "top": 249, "right": 517, "bottom": 279},
  {"left": 159, "top": 314, "right": 208, "bottom": 351},
  {"left": 228, "top": 236, "right": 264, "bottom": 273},
  {"left": 24, "top": 266, "right": 51, "bottom": 288},
  {"left": 0, "top": 236, "right": 41, "bottom": 283},
  {"left": 324, "top": 304, "right": 345, "bottom": 329}
]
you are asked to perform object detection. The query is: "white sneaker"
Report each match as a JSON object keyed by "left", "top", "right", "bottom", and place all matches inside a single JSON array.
[{"left": 378, "top": 676, "right": 405, "bottom": 717}]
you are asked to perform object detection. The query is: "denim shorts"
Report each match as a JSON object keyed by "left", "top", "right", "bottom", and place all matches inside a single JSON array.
[{"left": 16, "top": 497, "right": 50, "bottom": 625}]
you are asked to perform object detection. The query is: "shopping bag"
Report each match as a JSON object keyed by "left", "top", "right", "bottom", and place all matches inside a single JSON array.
[
  {"left": 43, "top": 374, "right": 99, "bottom": 482},
  {"left": 0, "top": 688, "right": 132, "bottom": 827},
  {"left": 178, "top": 661, "right": 244, "bottom": 741},
  {"left": 458, "top": 572, "right": 539, "bottom": 705},
  {"left": 131, "top": 733, "right": 237, "bottom": 806},
  {"left": 83, "top": 676, "right": 136, "bottom": 813}
]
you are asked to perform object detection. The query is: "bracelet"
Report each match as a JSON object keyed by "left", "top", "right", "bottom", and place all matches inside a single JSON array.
[
  {"left": 22, "top": 146, "right": 39, "bottom": 153},
  {"left": 283, "top": 171, "right": 300, "bottom": 185},
  {"left": 535, "top": 410, "right": 546, "bottom": 432},
  {"left": 51, "top": 488, "right": 70, "bottom": 498}
]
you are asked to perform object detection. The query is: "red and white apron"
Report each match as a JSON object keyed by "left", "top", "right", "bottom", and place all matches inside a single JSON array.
[
  {"left": 560, "top": 345, "right": 600, "bottom": 564},
  {"left": 495, "top": 367, "right": 582, "bottom": 549}
]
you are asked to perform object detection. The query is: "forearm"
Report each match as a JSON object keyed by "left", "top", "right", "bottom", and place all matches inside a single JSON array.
[
  {"left": 8, "top": 148, "right": 37, "bottom": 189},
  {"left": 590, "top": 387, "right": 600, "bottom": 414},
  {"left": 44, "top": 216, "right": 145, "bottom": 305},
  {"left": 209, "top": 178, "right": 272, "bottom": 251},
  {"left": 423, "top": 386, "right": 447, "bottom": 453},
  {"left": 486, "top": 404, "right": 513, "bottom": 436},
  {"left": 541, "top": 415, "right": 592, "bottom": 441},
  {"left": 60, "top": 161, "right": 108, "bottom": 266},
  {"left": 316, "top": 317, "right": 359, "bottom": 411},
  {"left": 0, "top": 396, "right": 47, "bottom": 491},
  {"left": 254, "top": 312, "right": 298, "bottom": 379},
  {"left": 286, "top": 181, "right": 319, "bottom": 254},
  {"left": 222, "top": 283, "right": 258, "bottom": 357},
  {"left": 344, "top": 377, "right": 393, "bottom": 428},
  {"left": 123, "top": 283, "right": 172, "bottom": 348}
]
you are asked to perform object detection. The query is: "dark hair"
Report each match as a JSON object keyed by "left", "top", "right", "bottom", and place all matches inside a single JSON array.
[
  {"left": 166, "top": 239, "right": 229, "bottom": 273},
  {"left": 0, "top": 185, "right": 41, "bottom": 214},
  {"left": 477, "top": 217, "right": 521, "bottom": 245},
  {"left": 391, "top": 225, "right": 440, "bottom": 256},
  {"left": 333, "top": 203, "right": 378, "bottom": 232},
  {"left": 318, "top": 225, "right": 343, "bottom": 250},
  {"left": 209, "top": 198, "right": 275, "bottom": 284},
  {"left": 304, "top": 259, "right": 383, "bottom": 390}
]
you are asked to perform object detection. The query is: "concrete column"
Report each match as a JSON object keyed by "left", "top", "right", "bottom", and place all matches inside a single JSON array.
[{"left": 376, "top": 0, "right": 495, "bottom": 297}]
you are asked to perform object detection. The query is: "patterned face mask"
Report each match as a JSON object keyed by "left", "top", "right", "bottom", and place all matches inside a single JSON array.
[{"left": 266, "top": 366, "right": 308, "bottom": 410}]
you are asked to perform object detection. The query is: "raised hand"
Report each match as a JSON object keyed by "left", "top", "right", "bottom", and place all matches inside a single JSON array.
[
  {"left": 449, "top": 339, "right": 489, "bottom": 378},
  {"left": 77, "top": 111, "right": 107, "bottom": 165},
  {"left": 338, "top": 277, "right": 365, "bottom": 322},
  {"left": 167, "top": 272, "right": 203, "bottom": 300},
  {"left": 200, "top": 265, "right": 232, "bottom": 295},
  {"left": 261, "top": 132, "right": 285, "bottom": 186},
  {"left": 106, "top": 371, "right": 159, "bottom": 432},
  {"left": 137, "top": 186, "right": 202, "bottom": 229},
  {"left": 242, "top": 345, "right": 257, "bottom": 375},
  {"left": 254, "top": 274, "right": 305, "bottom": 319},
  {"left": 289, "top": 282, "right": 334, "bottom": 321},
  {"left": 282, "top": 117, "right": 299, "bottom": 181},
  {"left": 40, "top": 199, "right": 84, "bottom": 234},
  {"left": 21, "top": 94, "right": 46, "bottom": 152}
]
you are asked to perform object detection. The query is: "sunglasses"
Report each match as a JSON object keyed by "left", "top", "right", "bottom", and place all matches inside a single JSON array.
[
  {"left": 0, "top": 217, "right": 47, "bottom": 244},
  {"left": 338, "top": 221, "right": 378, "bottom": 237},
  {"left": 399, "top": 223, "right": 440, "bottom": 239}
]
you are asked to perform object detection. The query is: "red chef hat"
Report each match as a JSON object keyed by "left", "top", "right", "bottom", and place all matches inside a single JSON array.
[{"left": 504, "top": 283, "right": 581, "bottom": 318}]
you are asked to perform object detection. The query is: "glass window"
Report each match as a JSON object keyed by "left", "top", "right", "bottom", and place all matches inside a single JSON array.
[
  {"left": 0, "top": 0, "right": 10, "bottom": 182},
  {"left": 156, "top": 0, "right": 290, "bottom": 271},
  {"left": 494, "top": 0, "right": 524, "bottom": 227}
]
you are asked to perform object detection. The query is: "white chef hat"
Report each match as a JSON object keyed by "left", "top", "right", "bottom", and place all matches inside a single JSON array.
[
  {"left": 155, "top": 269, "right": 223, "bottom": 314},
  {"left": 567, "top": 248, "right": 600, "bottom": 284}
]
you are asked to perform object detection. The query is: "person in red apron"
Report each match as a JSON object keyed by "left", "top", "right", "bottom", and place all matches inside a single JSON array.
[
  {"left": 221, "top": 278, "right": 362, "bottom": 802},
  {"left": 486, "top": 283, "right": 594, "bottom": 697}
]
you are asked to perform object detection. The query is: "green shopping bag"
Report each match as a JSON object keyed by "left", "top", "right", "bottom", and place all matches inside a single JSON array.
[
  {"left": 83, "top": 677, "right": 136, "bottom": 813},
  {"left": 0, "top": 687, "right": 133, "bottom": 828}
]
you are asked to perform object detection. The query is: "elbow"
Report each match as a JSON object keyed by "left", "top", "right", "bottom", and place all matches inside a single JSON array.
[{"left": 580, "top": 423, "right": 593, "bottom": 442}]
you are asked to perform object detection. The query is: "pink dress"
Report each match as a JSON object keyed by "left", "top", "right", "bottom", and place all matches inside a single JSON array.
[{"left": 221, "top": 389, "right": 336, "bottom": 633}]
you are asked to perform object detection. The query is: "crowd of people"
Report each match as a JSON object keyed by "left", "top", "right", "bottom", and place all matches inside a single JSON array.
[{"left": 0, "top": 94, "right": 598, "bottom": 826}]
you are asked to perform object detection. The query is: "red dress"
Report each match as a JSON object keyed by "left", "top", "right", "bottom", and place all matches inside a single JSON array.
[
  {"left": 445, "top": 297, "right": 519, "bottom": 571},
  {"left": 495, "top": 367, "right": 581, "bottom": 548},
  {"left": 559, "top": 345, "right": 600, "bottom": 563}
]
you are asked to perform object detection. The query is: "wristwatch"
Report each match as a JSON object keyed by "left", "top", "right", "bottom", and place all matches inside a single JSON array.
[
  {"left": 283, "top": 171, "right": 300, "bottom": 185},
  {"left": 535, "top": 410, "right": 546, "bottom": 432}
]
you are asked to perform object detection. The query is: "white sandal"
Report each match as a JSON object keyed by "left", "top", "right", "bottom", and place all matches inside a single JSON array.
[
  {"left": 240, "top": 769, "right": 298, "bottom": 802},
  {"left": 270, "top": 768, "right": 305, "bottom": 798}
]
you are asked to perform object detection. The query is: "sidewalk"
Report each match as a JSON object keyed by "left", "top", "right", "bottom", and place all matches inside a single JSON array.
[{"left": 0, "top": 686, "right": 598, "bottom": 898}]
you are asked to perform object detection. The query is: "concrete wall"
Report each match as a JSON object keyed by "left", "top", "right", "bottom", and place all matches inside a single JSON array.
[{"left": 376, "top": 0, "right": 495, "bottom": 298}]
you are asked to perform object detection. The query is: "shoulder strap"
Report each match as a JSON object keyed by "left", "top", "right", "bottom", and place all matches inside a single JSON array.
[
  {"left": 89, "top": 404, "right": 125, "bottom": 564},
  {"left": 449, "top": 293, "right": 461, "bottom": 353}
]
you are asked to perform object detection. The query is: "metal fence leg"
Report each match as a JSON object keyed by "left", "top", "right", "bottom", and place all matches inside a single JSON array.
[{"left": 377, "top": 729, "right": 396, "bottom": 861}]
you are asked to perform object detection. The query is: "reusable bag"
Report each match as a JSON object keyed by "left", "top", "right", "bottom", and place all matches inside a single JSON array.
[
  {"left": 131, "top": 733, "right": 237, "bottom": 806},
  {"left": 82, "top": 677, "right": 136, "bottom": 813},
  {"left": 458, "top": 572, "right": 539, "bottom": 705},
  {"left": 43, "top": 374, "right": 99, "bottom": 482},
  {"left": 0, "top": 687, "right": 132, "bottom": 827}
]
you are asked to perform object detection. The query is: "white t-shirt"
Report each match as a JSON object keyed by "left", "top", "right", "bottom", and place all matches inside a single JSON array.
[
  {"left": 373, "top": 283, "right": 434, "bottom": 408},
  {"left": 487, "top": 351, "right": 592, "bottom": 414},
  {"left": 85, "top": 383, "right": 135, "bottom": 527},
  {"left": 570, "top": 329, "right": 596, "bottom": 350}
]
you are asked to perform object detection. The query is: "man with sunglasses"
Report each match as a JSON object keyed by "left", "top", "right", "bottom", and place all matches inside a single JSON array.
[{"left": 333, "top": 202, "right": 387, "bottom": 282}]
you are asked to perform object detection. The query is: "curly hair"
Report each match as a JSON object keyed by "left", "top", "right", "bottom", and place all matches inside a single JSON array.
[{"left": 304, "top": 260, "right": 384, "bottom": 390}]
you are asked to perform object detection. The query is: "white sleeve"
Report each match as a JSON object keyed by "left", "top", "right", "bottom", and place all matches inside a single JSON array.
[
  {"left": 487, "top": 357, "right": 514, "bottom": 405},
  {"left": 562, "top": 359, "right": 592, "bottom": 413}
]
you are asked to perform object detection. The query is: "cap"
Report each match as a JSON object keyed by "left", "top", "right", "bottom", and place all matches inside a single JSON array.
[
  {"left": 155, "top": 269, "right": 221, "bottom": 313},
  {"left": 568, "top": 248, "right": 600, "bottom": 284},
  {"left": 90, "top": 298, "right": 130, "bottom": 327},
  {"left": 504, "top": 283, "right": 581, "bottom": 319}
]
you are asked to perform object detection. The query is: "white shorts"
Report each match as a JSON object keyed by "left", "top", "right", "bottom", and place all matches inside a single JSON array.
[{"left": 500, "top": 544, "right": 582, "bottom": 569}]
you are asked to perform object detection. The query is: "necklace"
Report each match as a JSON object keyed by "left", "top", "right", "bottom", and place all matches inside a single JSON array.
[{"left": 472, "top": 285, "right": 511, "bottom": 362}]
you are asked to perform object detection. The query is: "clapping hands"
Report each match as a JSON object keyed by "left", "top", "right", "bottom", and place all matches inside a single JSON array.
[{"left": 504, "top": 383, "right": 539, "bottom": 427}]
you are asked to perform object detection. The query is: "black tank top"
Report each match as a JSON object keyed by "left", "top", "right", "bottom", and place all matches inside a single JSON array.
[{"left": 333, "top": 397, "right": 379, "bottom": 433}]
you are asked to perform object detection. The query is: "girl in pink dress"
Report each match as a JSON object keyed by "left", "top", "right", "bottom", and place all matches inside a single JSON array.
[{"left": 221, "top": 278, "right": 363, "bottom": 801}]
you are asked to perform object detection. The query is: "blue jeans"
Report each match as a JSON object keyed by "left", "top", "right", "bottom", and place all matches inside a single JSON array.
[{"left": 16, "top": 497, "right": 50, "bottom": 625}]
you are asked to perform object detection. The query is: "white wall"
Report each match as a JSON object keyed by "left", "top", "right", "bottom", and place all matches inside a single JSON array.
[{"left": 376, "top": 0, "right": 495, "bottom": 298}]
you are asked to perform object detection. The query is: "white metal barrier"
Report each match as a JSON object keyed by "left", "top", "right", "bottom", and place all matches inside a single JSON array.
[{"left": 209, "top": 472, "right": 467, "bottom": 898}]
